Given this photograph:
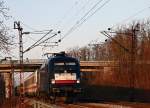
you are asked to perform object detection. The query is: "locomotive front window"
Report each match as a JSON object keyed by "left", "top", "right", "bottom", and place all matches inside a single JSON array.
[
  {"left": 54, "top": 62, "right": 65, "bottom": 73},
  {"left": 54, "top": 62, "right": 77, "bottom": 73}
]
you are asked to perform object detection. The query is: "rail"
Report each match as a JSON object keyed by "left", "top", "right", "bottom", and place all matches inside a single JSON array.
[{"left": 31, "top": 100, "right": 55, "bottom": 108}]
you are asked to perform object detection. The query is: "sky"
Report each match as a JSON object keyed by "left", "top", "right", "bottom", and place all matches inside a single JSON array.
[{"left": 3, "top": 0, "right": 150, "bottom": 59}]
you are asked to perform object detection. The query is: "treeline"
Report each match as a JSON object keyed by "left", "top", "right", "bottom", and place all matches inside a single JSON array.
[
  {"left": 67, "top": 19, "right": 150, "bottom": 61},
  {"left": 67, "top": 19, "right": 150, "bottom": 90}
]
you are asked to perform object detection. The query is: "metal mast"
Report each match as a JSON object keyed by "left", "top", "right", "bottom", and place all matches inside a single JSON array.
[{"left": 14, "top": 21, "right": 24, "bottom": 108}]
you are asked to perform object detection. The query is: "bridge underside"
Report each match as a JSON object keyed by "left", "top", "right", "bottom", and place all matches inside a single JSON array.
[
  {"left": 0, "top": 61, "right": 119, "bottom": 73},
  {"left": 0, "top": 64, "right": 41, "bottom": 73}
]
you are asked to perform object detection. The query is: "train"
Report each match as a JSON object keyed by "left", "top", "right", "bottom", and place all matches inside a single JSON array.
[{"left": 17, "top": 52, "right": 81, "bottom": 102}]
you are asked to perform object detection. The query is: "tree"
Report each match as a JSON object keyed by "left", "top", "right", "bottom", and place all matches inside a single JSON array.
[{"left": 0, "top": 1, "right": 13, "bottom": 55}]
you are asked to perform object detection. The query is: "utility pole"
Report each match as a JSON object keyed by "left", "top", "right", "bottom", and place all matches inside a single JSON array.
[
  {"left": 14, "top": 21, "right": 29, "bottom": 108},
  {"left": 130, "top": 23, "right": 139, "bottom": 101},
  {"left": 13, "top": 21, "right": 60, "bottom": 108},
  {"left": 101, "top": 24, "right": 140, "bottom": 101},
  {"left": 8, "top": 57, "right": 13, "bottom": 108}
]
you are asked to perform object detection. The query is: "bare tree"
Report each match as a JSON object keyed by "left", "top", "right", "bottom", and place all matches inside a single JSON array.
[{"left": 0, "top": 1, "right": 13, "bottom": 54}]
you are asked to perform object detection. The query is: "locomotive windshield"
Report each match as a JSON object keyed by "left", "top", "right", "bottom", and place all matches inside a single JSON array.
[{"left": 54, "top": 62, "right": 77, "bottom": 73}]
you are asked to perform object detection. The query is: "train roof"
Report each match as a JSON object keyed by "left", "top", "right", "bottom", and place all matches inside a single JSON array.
[
  {"left": 40, "top": 52, "right": 79, "bottom": 69},
  {"left": 48, "top": 52, "right": 79, "bottom": 62}
]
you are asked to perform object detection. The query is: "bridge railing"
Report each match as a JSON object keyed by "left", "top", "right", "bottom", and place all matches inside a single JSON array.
[{"left": 0, "top": 59, "right": 47, "bottom": 64}]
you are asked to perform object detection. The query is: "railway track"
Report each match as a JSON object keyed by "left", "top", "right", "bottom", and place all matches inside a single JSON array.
[
  {"left": 27, "top": 98, "right": 131, "bottom": 108},
  {"left": 26, "top": 98, "right": 100, "bottom": 108},
  {"left": 57, "top": 103, "right": 90, "bottom": 108},
  {"left": 23, "top": 97, "right": 150, "bottom": 108}
]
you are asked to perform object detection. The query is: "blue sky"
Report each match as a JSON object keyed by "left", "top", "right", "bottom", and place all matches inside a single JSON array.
[{"left": 4, "top": 0, "right": 150, "bottom": 59}]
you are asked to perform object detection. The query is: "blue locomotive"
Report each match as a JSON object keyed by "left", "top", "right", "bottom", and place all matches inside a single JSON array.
[{"left": 23, "top": 52, "right": 81, "bottom": 102}]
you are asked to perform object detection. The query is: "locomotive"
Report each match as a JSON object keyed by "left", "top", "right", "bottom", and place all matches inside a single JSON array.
[{"left": 23, "top": 52, "right": 81, "bottom": 102}]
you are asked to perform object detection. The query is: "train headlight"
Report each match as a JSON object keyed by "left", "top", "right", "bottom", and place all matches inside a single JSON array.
[
  {"left": 51, "top": 79, "right": 55, "bottom": 84},
  {"left": 77, "top": 79, "right": 80, "bottom": 83}
]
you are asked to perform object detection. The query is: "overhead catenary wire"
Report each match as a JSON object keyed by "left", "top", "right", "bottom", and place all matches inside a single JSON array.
[
  {"left": 10, "top": 16, "right": 61, "bottom": 57},
  {"left": 58, "top": 0, "right": 92, "bottom": 29},
  {"left": 20, "top": 21, "right": 38, "bottom": 31},
  {"left": 28, "top": 32, "right": 50, "bottom": 34},
  {"left": 61, "top": 0, "right": 104, "bottom": 40},
  {"left": 55, "top": 0, "right": 80, "bottom": 28},
  {"left": 76, "top": 0, "right": 104, "bottom": 25},
  {"left": 70, "top": 0, "right": 111, "bottom": 36},
  {"left": 11, "top": 16, "right": 54, "bottom": 47},
  {"left": 20, "top": 22, "right": 54, "bottom": 34},
  {"left": 61, "top": 0, "right": 111, "bottom": 40},
  {"left": 23, "top": 29, "right": 53, "bottom": 53},
  {"left": 11, "top": 16, "right": 37, "bottom": 31},
  {"left": 10, "top": 1, "right": 92, "bottom": 50},
  {"left": 11, "top": 16, "right": 52, "bottom": 33},
  {"left": 23, "top": 30, "right": 61, "bottom": 53},
  {"left": 101, "top": 31, "right": 129, "bottom": 52},
  {"left": 76, "top": 0, "right": 91, "bottom": 15},
  {"left": 9, "top": 0, "right": 110, "bottom": 57},
  {"left": 110, "top": 6, "right": 150, "bottom": 29},
  {"left": 31, "top": 32, "right": 59, "bottom": 48},
  {"left": 24, "top": 35, "right": 36, "bottom": 42}
]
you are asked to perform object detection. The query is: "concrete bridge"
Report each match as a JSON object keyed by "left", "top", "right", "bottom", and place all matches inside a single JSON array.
[{"left": 0, "top": 59, "right": 119, "bottom": 73}]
